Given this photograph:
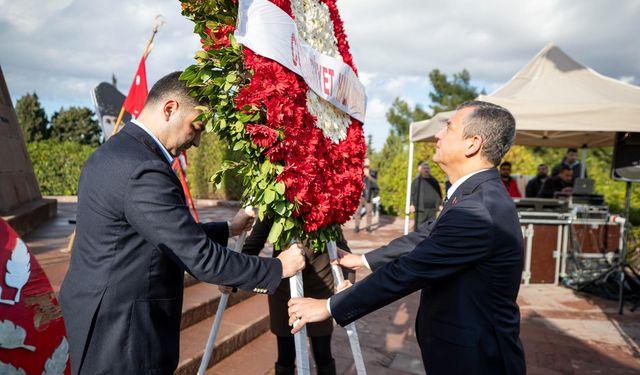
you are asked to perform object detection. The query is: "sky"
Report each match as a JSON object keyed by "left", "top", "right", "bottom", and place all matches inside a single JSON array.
[{"left": 1, "top": 0, "right": 639, "bottom": 150}]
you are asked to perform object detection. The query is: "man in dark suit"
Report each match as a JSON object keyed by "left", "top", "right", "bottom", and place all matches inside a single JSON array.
[
  {"left": 288, "top": 101, "right": 526, "bottom": 375},
  {"left": 59, "top": 72, "right": 305, "bottom": 375}
]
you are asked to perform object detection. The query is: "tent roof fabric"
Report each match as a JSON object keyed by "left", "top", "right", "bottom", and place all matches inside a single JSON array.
[{"left": 410, "top": 44, "right": 640, "bottom": 147}]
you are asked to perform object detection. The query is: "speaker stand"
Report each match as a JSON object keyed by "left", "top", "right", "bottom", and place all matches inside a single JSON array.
[{"left": 577, "top": 181, "right": 639, "bottom": 314}]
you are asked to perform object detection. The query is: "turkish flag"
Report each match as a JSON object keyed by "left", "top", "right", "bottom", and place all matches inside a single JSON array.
[{"left": 122, "top": 57, "right": 148, "bottom": 118}]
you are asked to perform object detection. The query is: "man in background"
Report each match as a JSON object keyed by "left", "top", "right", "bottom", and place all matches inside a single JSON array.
[
  {"left": 538, "top": 165, "right": 573, "bottom": 198},
  {"left": 410, "top": 161, "right": 442, "bottom": 230},
  {"left": 354, "top": 158, "right": 379, "bottom": 233},
  {"left": 552, "top": 147, "right": 587, "bottom": 184},
  {"left": 499, "top": 161, "right": 522, "bottom": 198},
  {"left": 525, "top": 164, "right": 548, "bottom": 197}
]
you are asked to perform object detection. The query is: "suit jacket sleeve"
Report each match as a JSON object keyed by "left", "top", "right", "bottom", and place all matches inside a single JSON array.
[
  {"left": 123, "top": 161, "right": 282, "bottom": 293},
  {"left": 331, "top": 200, "right": 493, "bottom": 326},
  {"left": 200, "top": 222, "right": 229, "bottom": 247},
  {"left": 364, "top": 220, "right": 434, "bottom": 271}
]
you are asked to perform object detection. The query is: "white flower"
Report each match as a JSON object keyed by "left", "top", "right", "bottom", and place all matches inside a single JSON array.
[{"left": 291, "top": 0, "right": 352, "bottom": 144}]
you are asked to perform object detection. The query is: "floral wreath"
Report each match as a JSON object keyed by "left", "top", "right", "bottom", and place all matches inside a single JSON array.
[{"left": 180, "top": 0, "right": 365, "bottom": 252}]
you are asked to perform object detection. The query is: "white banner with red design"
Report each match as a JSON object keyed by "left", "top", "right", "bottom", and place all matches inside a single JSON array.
[{"left": 235, "top": 0, "right": 367, "bottom": 123}]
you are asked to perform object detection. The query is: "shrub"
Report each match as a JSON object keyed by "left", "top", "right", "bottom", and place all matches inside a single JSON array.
[{"left": 27, "top": 141, "right": 96, "bottom": 195}]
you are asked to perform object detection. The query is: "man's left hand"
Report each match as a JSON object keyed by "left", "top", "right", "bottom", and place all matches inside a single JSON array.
[
  {"left": 287, "top": 297, "right": 331, "bottom": 334},
  {"left": 230, "top": 208, "right": 255, "bottom": 236}
]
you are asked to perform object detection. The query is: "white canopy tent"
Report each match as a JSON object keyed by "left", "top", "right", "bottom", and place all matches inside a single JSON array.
[{"left": 404, "top": 44, "right": 640, "bottom": 233}]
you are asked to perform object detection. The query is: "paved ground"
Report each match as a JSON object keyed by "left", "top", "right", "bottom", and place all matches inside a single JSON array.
[{"left": 24, "top": 197, "right": 640, "bottom": 374}]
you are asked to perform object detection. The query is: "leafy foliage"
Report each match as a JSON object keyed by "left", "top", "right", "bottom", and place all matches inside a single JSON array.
[
  {"left": 15, "top": 92, "right": 49, "bottom": 142},
  {"left": 180, "top": 0, "right": 355, "bottom": 251},
  {"left": 186, "top": 132, "right": 243, "bottom": 200},
  {"left": 428, "top": 69, "right": 482, "bottom": 114},
  {"left": 27, "top": 141, "right": 95, "bottom": 195},
  {"left": 49, "top": 107, "right": 101, "bottom": 147}
]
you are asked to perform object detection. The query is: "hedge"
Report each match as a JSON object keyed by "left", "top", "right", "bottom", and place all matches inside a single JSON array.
[{"left": 27, "top": 140, "right": 96, "bottom": 196}]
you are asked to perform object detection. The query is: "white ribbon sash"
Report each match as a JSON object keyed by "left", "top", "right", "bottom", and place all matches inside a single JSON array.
[{"left": 235, "top": 0, "right": 367, "bottom": 122}]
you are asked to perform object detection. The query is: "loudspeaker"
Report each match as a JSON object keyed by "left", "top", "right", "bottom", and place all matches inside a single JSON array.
[{"left": 611, "top": 132, "right": 640, "bottom": 181}]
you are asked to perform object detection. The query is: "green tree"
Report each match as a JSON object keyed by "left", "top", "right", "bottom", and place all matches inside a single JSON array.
[
  {"left": 49, "top": 106, "right": 102, "bottom": 146},
  {"left": 15, "top": 92, "right": 49, "bottom": 142},
  {"left": 428, "top": 69, "right": 482, "bottom": 114},
  {"left": 385, "top": 98, "right": 429, "bottom": 137}
]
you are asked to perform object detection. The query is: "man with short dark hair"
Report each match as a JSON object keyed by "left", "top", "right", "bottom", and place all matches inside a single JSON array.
[
  {"left": 289, "top": 101, "right": 526, "bottom": 375},
  {"left": 499, "top": 161, "right": 521, "bottom": 198},
  {"left": 552, "top": 147, "right": 586, "bottom": 184},
  {"left": 59, "top": 72, "right": 305, "bottom": 375},
  {"left": 525, "top": 164, "right": 548, "bottom": 197},
  {"left": 410, "top": 161, "right": 442, "bottom": 230},
  {"left": 538, "top": 165, "right": 573, "bottom": 198}
]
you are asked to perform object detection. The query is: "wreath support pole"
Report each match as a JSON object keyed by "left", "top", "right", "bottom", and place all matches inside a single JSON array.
[
  {"left": 327, "top": 241, "right": 367, "bottom": 374},
  {"left": 197, "top": 207, "right": 252, "bottom": 375},
  {"left": 290, "top": 270, "right": 311, "bottom": 375}
]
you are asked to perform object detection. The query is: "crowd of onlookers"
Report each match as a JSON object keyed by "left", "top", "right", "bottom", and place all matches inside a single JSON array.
[
  {"left": 498, "top": 147, "right": 587, "bottom": 199},
  {"left": 354, "top": 147, "right": 589, "bottom": 232}
]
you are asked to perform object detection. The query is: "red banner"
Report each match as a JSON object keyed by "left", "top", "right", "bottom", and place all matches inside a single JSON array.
[{"left": 0, "top": 220, "right": 70, "bottom": 374}]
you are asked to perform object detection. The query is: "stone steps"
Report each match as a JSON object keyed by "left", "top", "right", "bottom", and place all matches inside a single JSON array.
[
  {"left": 180, "top": 282, "right": 254, "bottom": 330},
  {"left": 175, "top": 293, "right": 271, "bottom": 375},
  {"left": 206, "top": 331, "right": 276, "bottom": 375}
]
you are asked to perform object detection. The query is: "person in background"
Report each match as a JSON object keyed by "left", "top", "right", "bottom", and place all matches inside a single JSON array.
[
  {"left": 525, "top": 164, "right": 549, "bottom": 197},
  {"left": 354, "top": 158, "right": 379, "bottom": 233},
  {"left": 552, "top": 147, "right": 587, "bottom": 184},
  {"left": 538, "top": 165, "right": 573, "bottom": 198},
  {"left": 499, "top": 161, "right": 522, "bottom": 198},
  {"left": 410, "top": 161, "right": 442, "bottom": 230}
]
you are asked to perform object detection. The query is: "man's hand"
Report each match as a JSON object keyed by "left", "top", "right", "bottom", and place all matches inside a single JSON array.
[
  {"left": 287, "top": 297, "right": 331, "bottom": 334},
  {"left": 277, "top": 243, "right": 305, "bottom": 278},
  {"left": 230, "top": 208, "right": 255, "bottom": 236},
  {"left": 409, "top": 204, "right": 416, "bottom": 213},
  {"left": 336, "top": 280, "right": 353, "bottom": 293},
  {"left": 332, "top": 248, "right": 365, "bottom": 271}
]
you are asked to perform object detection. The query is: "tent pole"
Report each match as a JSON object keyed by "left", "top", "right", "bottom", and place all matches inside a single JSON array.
[
  {"left": 404, "top": 141, "right": 414, "bottom": 235},
  {"left": 580, "top": 145, "right": 587, "bottom": 178}
]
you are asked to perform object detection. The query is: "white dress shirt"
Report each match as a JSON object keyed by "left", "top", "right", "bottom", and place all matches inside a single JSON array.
[{"left": 131, "top": 119, "right": 174, "bottom": 164}]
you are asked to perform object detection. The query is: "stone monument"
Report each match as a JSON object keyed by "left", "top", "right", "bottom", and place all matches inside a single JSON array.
[{"left": 0, "top": 65, "right": 56, "bottom": 235}]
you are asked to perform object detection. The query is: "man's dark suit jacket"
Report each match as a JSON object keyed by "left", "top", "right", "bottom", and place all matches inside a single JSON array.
[
  {"left": 59, "top": 123, "right": 282, "bottom": 375},
  {"left": 332, "top": 169, "right": 526, "bottom": 375}
]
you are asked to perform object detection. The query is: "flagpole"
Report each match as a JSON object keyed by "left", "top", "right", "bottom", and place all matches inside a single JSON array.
[
  {"left": 65, "top": 16, "right": 165, "bottom": 255},
  {"left": 112, "top": 15, "right": 165, "bottom": 136}
]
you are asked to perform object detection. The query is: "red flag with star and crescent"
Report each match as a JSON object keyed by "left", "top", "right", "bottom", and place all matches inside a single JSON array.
[{"left": 122, "top": 56, "right": 148, "bottom": 118}]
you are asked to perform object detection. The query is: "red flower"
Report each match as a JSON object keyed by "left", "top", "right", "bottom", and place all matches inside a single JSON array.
[
  {"left": 245, "top": 124, "right": 279, "bottom": 148},
  {"left": 203, "top": 24, "right": 236, "bottom": 50}
]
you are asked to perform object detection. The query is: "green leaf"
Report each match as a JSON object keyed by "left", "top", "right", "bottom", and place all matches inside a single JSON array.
[
  {"left": 274, "top": 182, "right": 285, "bottom": 195},
  {"left": 264, "top": 188, "right": 276, "bottom": 204},
  {"left": 195, "top": 50, "right": 208, "bottom": 60},
  {"left": 275, "top": 201, "right": 287, "bottom": 215},
  {"left": 260, "top": 160, "right": 273, "bottom": 175},
  {"left": 284, "top": 218, "right": 295, "bottom": 230},
  {"left": 267, "top": 222, "right": 284, "bottom": 244}
]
